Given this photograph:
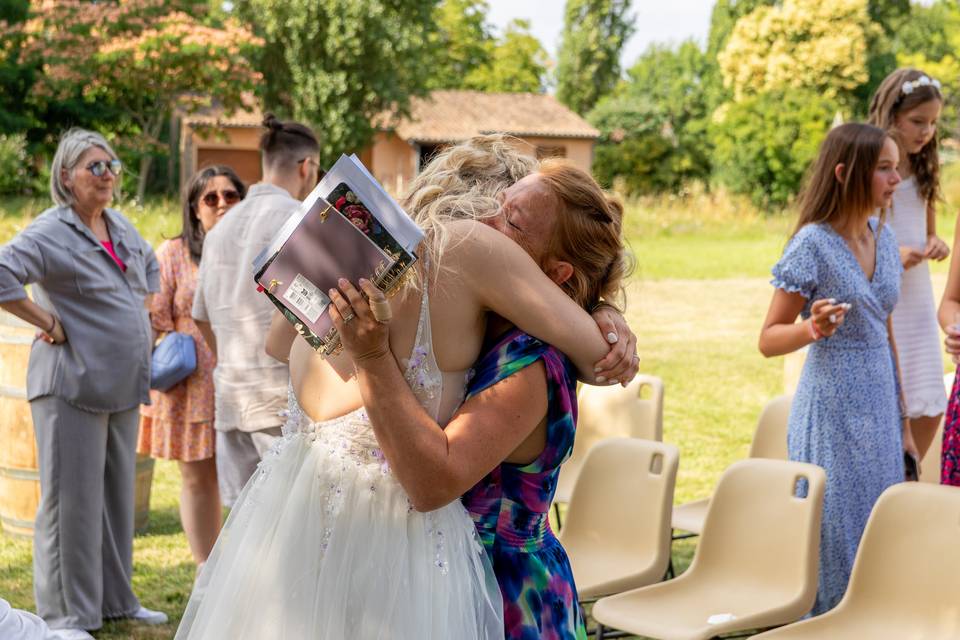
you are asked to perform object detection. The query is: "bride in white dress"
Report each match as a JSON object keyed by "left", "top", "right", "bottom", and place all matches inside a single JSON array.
[{"left": 174, "top": 136, "right": 636, "bottom": 639}]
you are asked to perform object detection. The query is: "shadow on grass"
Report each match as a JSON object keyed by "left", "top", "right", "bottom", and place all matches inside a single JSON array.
[{"left": 135, "top": 506, "right": 184, "bottom": 538}]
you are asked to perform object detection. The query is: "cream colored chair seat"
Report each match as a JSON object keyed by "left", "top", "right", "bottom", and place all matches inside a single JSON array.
[
  {"left": 751, "top": 482, "right": 960, "bottom": 639},
  {"left": 669, "top": 498, "right": 708, "bottom": 536},
  {"left": 593, "top": 458, "right": 826, "bottom": 640},
  {"left": 671, "top": 394, "right": 791, "bottom": 537},
  {"left": 555, "top": 375, "right": 664, "bottom": 507},
  {"left": 558, "top": 438, "right": 678, "bottom": 599}
]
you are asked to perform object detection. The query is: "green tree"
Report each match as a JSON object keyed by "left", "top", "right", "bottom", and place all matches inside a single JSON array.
[
  {"left": 706, "top": 0, "right": 775, "bottom": 59},
  {"left": 702, "top": 0, "right": 775, "bottom": 111},
  {"left": 589, "top": 97, "right": 686, "bottom": 196},
  {"left": 853, "top": 0, "right": 911, "bottom": 113},
  {"left": 0, "top": 0, "right": 34, "bottom": 133},
  {"left": 602, "top": 40, "right": 712, "bottom": 189},
  {"left": 892, "top": 1, "right": 960, "bottom": 127},
  {"left": 238, "top": 0, "right": 439, "bottom": 166},
  {"left": 555, "top": 0, "right": 634, "bottom": 114},
  {"left": 10, "top": 0, "right": 262, "bottom": 201},
  {"left": 463, "top": 19, "right": 548, "bottom": 93},
  {"left": 427, "top": 0, "right": 493, "bottom": 90},
  {"left": 890, "top": 0, "right": 953, "bottom": 62},
  {"left": 711, "top": 89, "right": 839, "bottom": 209},
  {"left": 717, "top": 0, "right": 876, "bottom": 111}
]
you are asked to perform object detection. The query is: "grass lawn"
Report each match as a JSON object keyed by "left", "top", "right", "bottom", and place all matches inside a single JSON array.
[{"left": 1, "top": 176, "right": 959, "bottom": 638}]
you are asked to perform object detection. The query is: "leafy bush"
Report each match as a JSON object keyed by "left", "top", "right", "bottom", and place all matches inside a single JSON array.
[
  {"left": 0, "top": 134, "right": 29, "bottom": 196},
  {"left": 710, "top": 89, "right": 839, "bottom": 210},
  {"left": 589, "top": 96, "right": 709, "bottom": 196}
]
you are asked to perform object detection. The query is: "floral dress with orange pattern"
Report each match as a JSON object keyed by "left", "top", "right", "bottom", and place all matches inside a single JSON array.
[{"left": 138, "top": 237, "right": 216, "bottom": 462}]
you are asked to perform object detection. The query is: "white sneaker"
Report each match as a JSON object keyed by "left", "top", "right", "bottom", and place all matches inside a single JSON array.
[
  {"left": 128, "top": 606, "right": 168, "bottom": 625},
  {"left": 48, "top": 629, "right": 95, "bottom": 640}
]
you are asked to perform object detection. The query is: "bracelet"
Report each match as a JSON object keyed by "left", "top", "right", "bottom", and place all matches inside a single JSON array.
[
  {"left": 46, "top": 315, "right": 57, "bottom": 334},
  {"left": 809, "top": 318, "right": 825, "bottom": 341},
  {"left": 590, "top": 300, "right": 623, "bottom": 314}
]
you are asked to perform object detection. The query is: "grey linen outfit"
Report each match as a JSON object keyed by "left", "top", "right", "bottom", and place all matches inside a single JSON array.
[
  {"left": 192, "top": 183, "right": 294, "bottom": 506},
  {"left": 0, "top": 205, "right": 159, "bottom": 630}
]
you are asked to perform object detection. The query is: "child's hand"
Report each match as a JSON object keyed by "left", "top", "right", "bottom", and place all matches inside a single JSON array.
[
  {"left": 944, "top": 323, "right": 960, "bottom": 363},
  {"left": 900, "top": 246, "right": 925, "bottom": 269},
  {"left": 924, "top": 234, "right": 950, "bottom": 261},
  {"left": 810, "top": 298, "right": 849, "bottom": 338}
]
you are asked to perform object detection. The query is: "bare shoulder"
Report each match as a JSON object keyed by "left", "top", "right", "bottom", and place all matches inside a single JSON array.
[
  {"left": 441, "top": 219, "right": 521, "bottom": 271},
  {"left": 463, "top": 357, "right": 547, "bottom": 421}
]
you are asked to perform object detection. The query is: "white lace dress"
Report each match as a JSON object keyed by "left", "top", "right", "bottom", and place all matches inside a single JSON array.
[
  {"left": 174, "top": 289, "right": 503, "bottom": 639},
  {"left": 888, "top": 176, "right": 947, "bottom": 418}
]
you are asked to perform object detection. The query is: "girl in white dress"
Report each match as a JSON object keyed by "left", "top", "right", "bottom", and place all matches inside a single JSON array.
[
  {"left": 868, "top": 68, "right": 948, "bottom": 460},
  {"left": 173, "top": 136, "right": 637, "bottom": 639}
]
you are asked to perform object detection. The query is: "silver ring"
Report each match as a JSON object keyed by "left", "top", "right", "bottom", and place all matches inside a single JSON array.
[
  {"left": 343, "top": 312, "right": 355, "bottom": 323},
  {"left": 828, "top": 313, "right": 837, "bottom": 324},
  {"left": 632, "top": 354, "right": 639, "bottom": 364}
]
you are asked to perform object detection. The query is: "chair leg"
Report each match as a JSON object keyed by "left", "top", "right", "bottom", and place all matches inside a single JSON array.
[
  {"left": 665, "top": 556, "right": 675, "bottom": 580},
  {"left": 595, "top": 622, "right": 604, "bottom": 640},
  {"left": 552, "top": 501, "right": 563, "bottom": 529}
]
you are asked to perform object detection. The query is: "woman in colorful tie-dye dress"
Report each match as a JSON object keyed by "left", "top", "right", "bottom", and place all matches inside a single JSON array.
[
  {"left": 459, "top": 328, "right": 585, "bottom": 639},
  {"left": 334, "top": 160, "right": 627, "bottom": 639}
]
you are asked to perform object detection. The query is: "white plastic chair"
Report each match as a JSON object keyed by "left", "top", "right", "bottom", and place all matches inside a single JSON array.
[
  {"left": 593, "top": 459, "right": 826, "bottom": 640},
  {"left": 558, "top": 438, "right": 678, "bottom": 600},
  {"left": 751, "top": 482, "right": 960, "bottom": 639},
  {"left": 671, "top": 394, "right": 791, "bottom": 537},
  {"left": 554, "top": 374, "right": 663, "bottom": 509}
]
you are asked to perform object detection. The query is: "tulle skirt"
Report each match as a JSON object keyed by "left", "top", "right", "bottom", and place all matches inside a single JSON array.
[{"left": 175, "top": 408, "right": 504, "bottom": 639}]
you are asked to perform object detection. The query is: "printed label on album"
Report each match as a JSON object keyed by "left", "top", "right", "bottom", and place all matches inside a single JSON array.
[{"left": 283, "top": 273, "right": 329, "bottom": 323}]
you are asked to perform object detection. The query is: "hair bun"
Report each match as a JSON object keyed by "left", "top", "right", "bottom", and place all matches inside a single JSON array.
[{"left": 262, "top": 113, "right": 283, "bottom": 131}]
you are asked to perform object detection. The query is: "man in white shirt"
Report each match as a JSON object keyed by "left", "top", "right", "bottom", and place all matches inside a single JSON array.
[{"left": 192, "top": 114, "right": 320, "bottom": 506}]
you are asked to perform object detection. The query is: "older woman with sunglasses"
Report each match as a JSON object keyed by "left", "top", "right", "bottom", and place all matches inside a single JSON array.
[
  {"left": 138, "top": 165, "right": 245, "bottom": 577},
  {"left": 0, "top": 129, "right": 166, "bottom": 640}
]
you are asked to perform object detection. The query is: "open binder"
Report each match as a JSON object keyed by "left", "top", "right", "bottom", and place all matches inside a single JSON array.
[{"left": 254, "top": 155, "right": 424, "bottom": 355}]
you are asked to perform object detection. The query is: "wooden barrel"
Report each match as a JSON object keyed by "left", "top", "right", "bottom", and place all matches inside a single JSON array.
[{"left": 0, "top": 313, "right": 153, "bottom": 538}]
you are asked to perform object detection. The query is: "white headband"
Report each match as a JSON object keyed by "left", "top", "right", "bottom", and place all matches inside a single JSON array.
[{"left": 902, "top": 75, "right": 942, "bottom": 95}]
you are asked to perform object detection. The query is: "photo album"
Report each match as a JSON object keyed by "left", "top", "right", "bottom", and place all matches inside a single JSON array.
[{"left": 253, "top": 154, "right": 424, "bottom": 355}]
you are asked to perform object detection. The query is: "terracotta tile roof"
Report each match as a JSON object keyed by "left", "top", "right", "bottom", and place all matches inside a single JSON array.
[
  {"left": 179, "top": 93, "right": 264, "bottom": 128},
  {"left": 389, "top": 91, "right": 599, "bottom": 142}
]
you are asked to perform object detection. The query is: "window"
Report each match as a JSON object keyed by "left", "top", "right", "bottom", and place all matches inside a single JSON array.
[{"left": 536, "top": 145, "right": 566, "bottom": 160}]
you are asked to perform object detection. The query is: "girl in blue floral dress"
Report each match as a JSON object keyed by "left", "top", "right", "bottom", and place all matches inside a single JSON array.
[{"left": 759, "top": 123, "right": 916, "bottom": 615}]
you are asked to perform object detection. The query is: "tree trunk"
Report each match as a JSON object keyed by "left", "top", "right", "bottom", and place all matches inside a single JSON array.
[
  {"left": 167, "top": 112, "right": 178, "bottom": 196},
  {"left": 136, "top": 154, "right": 152, "bottom": 205}
]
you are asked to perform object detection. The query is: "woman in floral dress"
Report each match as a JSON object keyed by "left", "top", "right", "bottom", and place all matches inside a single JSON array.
[{"left": 138, "top": 165, "right": 245, "bottom": 571}]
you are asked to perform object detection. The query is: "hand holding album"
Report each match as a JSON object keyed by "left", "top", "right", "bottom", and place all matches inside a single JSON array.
[{"left": 254, "top": 155, "right": 424, "bottom": 354}]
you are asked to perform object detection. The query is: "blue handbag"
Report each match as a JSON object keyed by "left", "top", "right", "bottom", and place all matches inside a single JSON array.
[{"left": 150, "top": 331, "right": 197, "bottom": 391}]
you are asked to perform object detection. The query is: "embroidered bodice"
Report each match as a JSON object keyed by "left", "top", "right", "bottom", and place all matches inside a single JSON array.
[{"left": 279, "top": 281, "right": 461, "bottom": 471}]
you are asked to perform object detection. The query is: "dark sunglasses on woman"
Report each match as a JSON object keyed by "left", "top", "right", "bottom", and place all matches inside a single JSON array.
[
  {"left": 201, "top": 189, "right": 242, "bottom": 207},
  {"left": 86, "top": 159, "right": 123, "bottom": 177}
]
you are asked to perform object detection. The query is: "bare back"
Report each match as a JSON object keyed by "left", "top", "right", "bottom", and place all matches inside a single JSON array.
[{"left": 289, "top": 265, "right": 487, "bottom": 424}]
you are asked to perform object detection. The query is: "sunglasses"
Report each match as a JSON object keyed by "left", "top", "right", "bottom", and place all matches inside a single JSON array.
[
  {"left": 87, "top": 159, "right": 123, "bottom": 177},
  {"left": 200, "top": 189, "right": 242, "bottom": 207}
]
